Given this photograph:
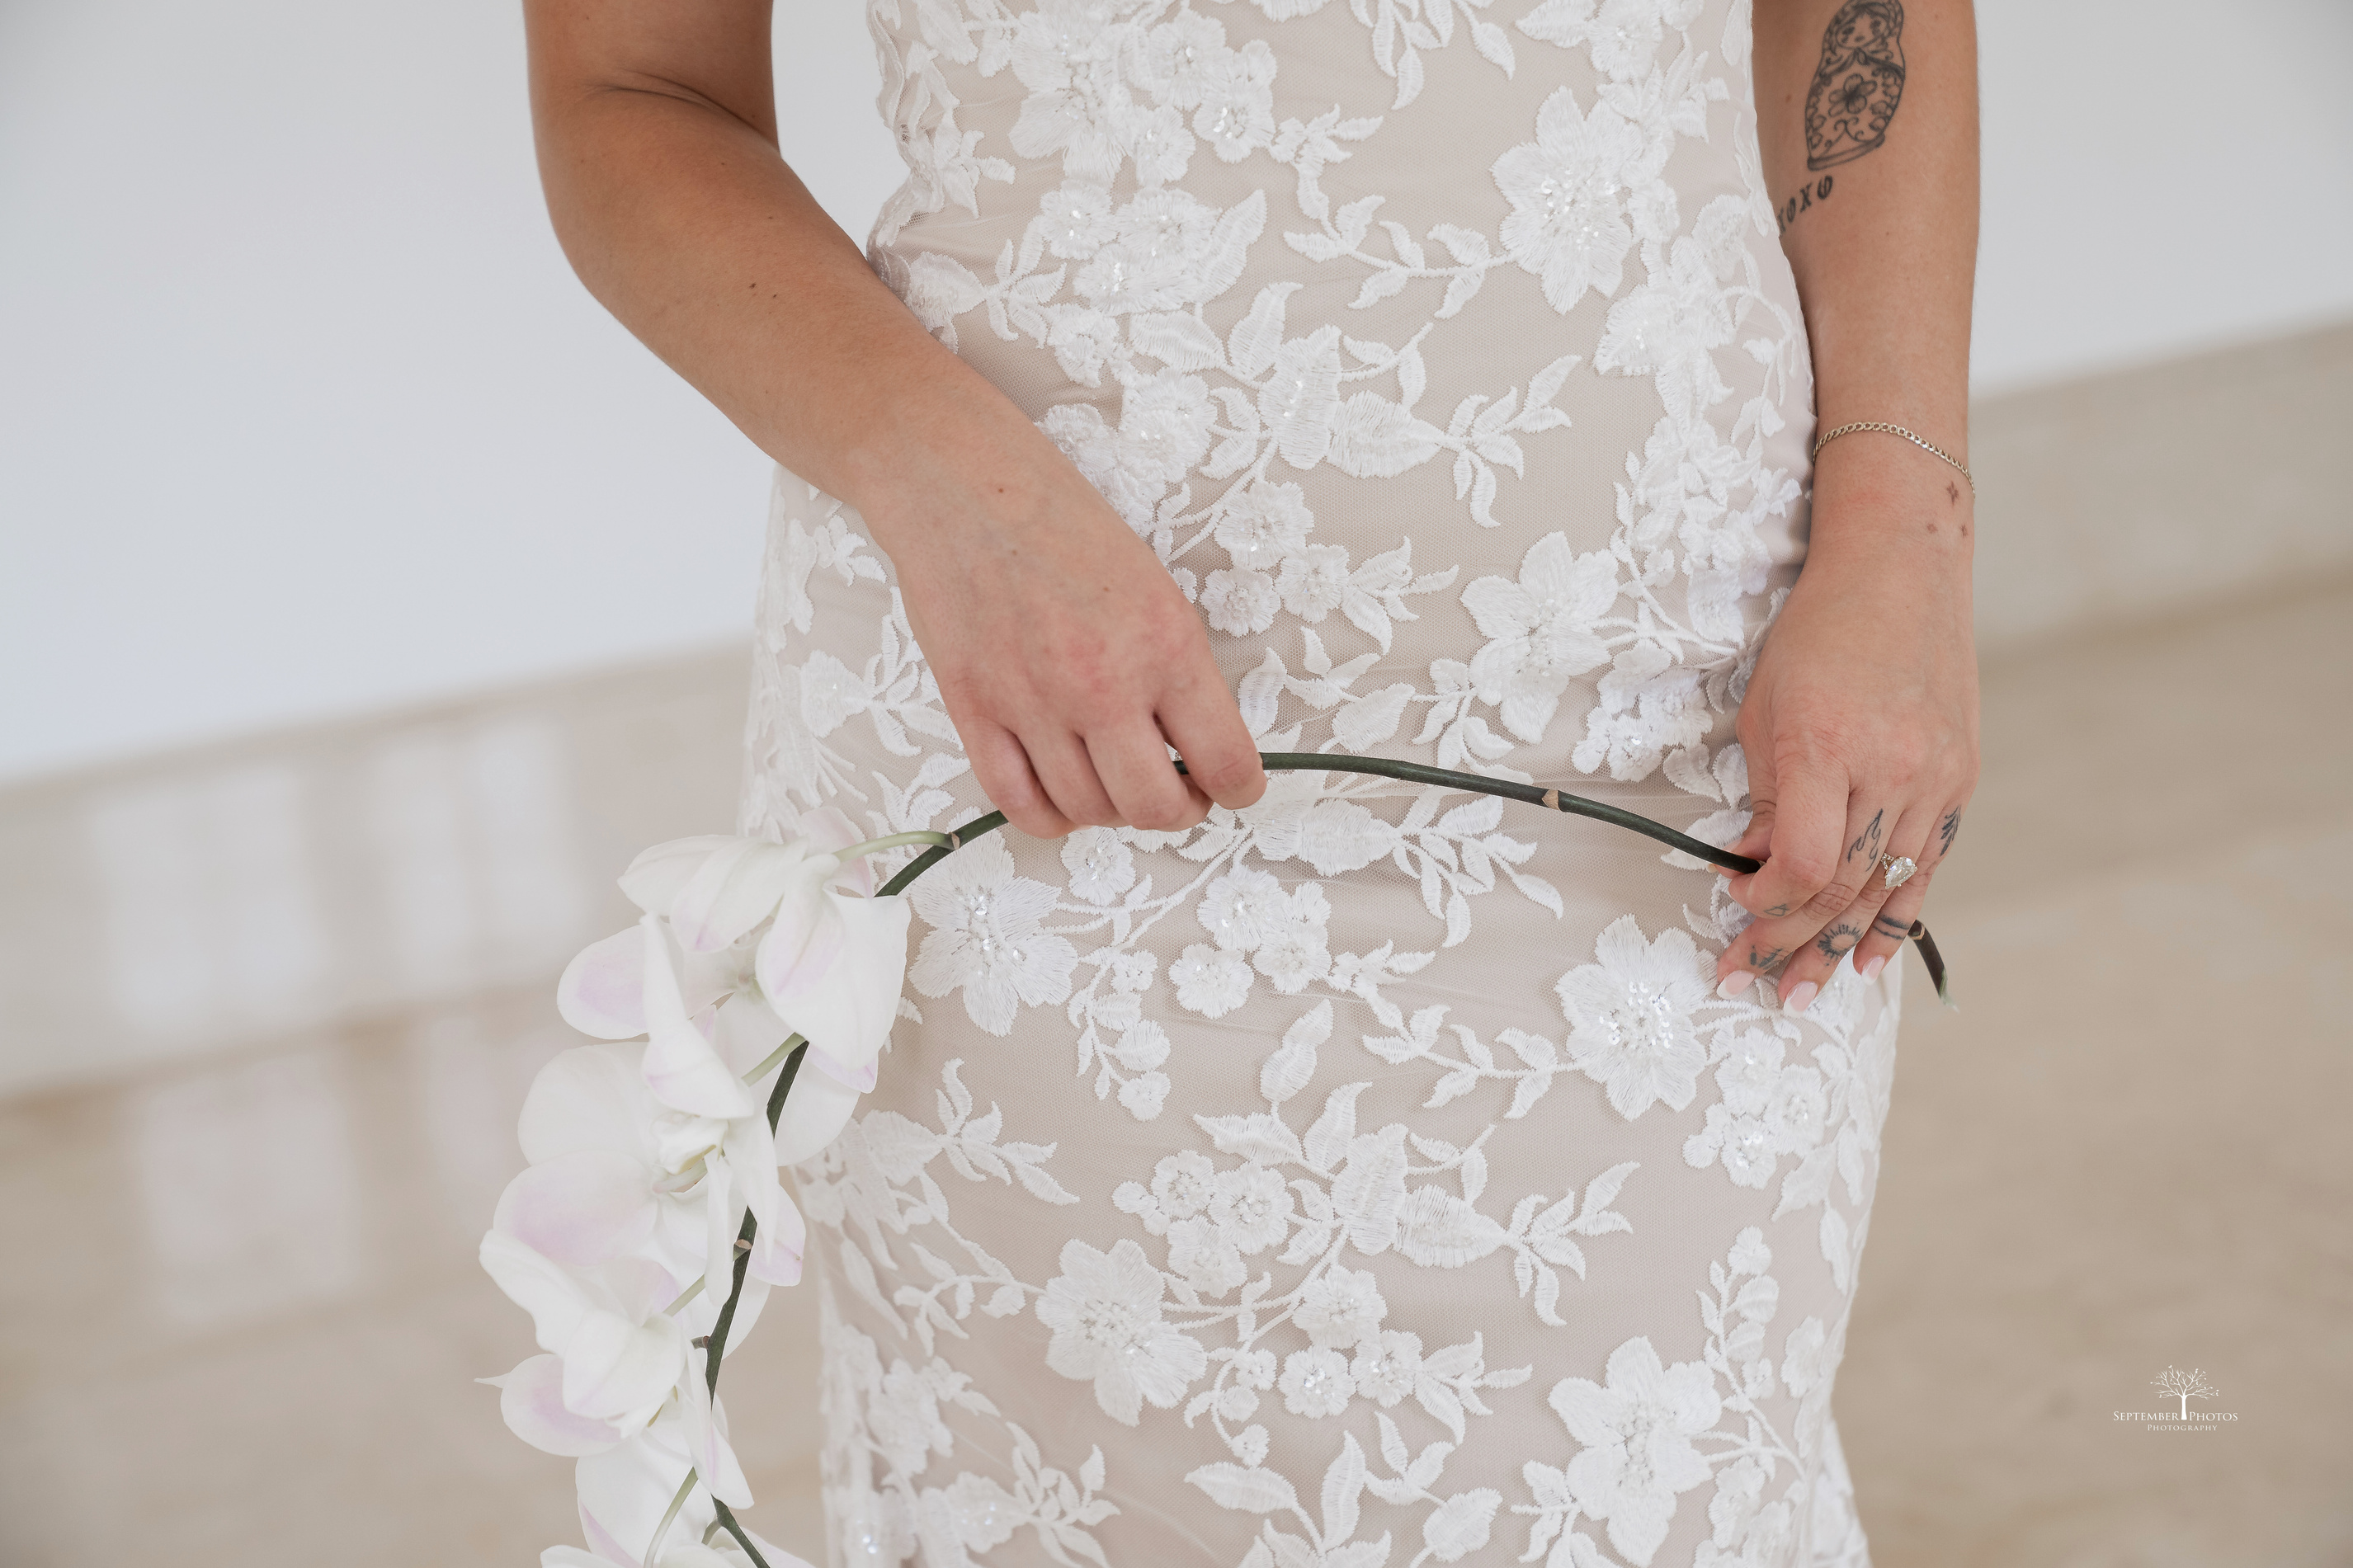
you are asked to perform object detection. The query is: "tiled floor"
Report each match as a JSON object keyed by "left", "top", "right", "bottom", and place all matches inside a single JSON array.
[{"left": 2, "top": 577, "right": 2348, "bottom": 1567}]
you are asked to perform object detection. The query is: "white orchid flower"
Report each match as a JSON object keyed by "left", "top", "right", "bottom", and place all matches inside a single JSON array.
[
  {"left": 568, "top": 1400, "right": 805, "bottom": 1566},
  {"left": 516, "top": 1039, "right": 805, "bottom": 1301},
  {"left": 495, "top": 812, "right": 926, "bottom": 1564},
  {"left": 566, "top": 817, "right": 912, "bottom": 1101},
  {"left": 479, "top": 1231, "right": 689, "bottom": 1432},
  {"left": 478, "top": 1264, "right": 761, "bottom": 1522},
  {"left": 756, "top": 859, "right": 911, "bottom": 1094}
]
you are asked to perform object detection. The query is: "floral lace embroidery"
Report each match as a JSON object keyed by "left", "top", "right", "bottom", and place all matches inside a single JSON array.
[{"left": 742, "top": 0, "right": 1892, "bottom": 1562}]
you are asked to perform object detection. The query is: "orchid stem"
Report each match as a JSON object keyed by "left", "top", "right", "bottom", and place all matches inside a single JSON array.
[
  {"left": 645, "top": 1468, "right": 696, "bottom": 1568},
  {"left": 700, "top": 752, "right": 1951, "bottom": 1556},
  {"left": 712, "top": 1500, "right": 773, "bottom": 1568},
  {"left": 663, "top": 1277, "right": 705, "bottom": 1316},
  {"left": 743, "top": 1032, "right": 807, "bottom": 1085},
  {"left": 836, "top": 830, "right": 957, "bottom": 861}
]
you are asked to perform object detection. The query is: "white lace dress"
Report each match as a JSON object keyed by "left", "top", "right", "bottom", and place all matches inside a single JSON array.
[{"left": 738, "top": 1, "right": 1897, "bottom": 1563}]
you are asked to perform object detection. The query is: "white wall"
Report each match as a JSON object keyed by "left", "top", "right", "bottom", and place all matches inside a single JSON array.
[
  {"left": 1972, "top": 0, "right": 2353, "bottom": 393},
  {"left": 5, "top": 0, "right": 2350, "bottom": 783}
]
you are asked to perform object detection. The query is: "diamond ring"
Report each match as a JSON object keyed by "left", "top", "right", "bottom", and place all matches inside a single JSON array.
[{"left": 1878, "top": 853, "right": 1917, "bottom": 892}]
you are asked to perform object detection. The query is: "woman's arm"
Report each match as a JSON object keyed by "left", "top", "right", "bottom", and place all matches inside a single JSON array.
[
  {"left": 522, "top": 0, "right": 1266, "bottom": 839},
  {"left": 1713, "top": 0, "right": 1982, "bottom": 1006}
]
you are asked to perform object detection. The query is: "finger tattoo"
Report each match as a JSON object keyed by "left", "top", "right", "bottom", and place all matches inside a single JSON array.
[
  {"left": 1815, "top": 922, "right": 1864, "bottom": 960},
  {"left": 1871, "top": 911, "right": 1912, "bottom": 940},
  {"left": 1745, "top": 943, "right": 1794, "bottom": 975},
  {"left": 1845, "top": 809, "right": 1884, "bottom": 864},
  {"left": 1938, "top": 808, "right": 1961, "bottom": 856}
]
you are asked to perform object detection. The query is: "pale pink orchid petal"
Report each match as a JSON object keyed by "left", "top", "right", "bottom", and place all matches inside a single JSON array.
[
  {"left": 486, "top": 1355, "right": 625, "bottom": 1457},
  {"left": 578, "top": 1502, "right": 638, "bottom": 1568},
  {"left": 747, "top": 1189, "right": 806, "bottom": 1288},
  {"left": 760, "top": 890, "right": 912, "bottom": 1075},
  {"left": 494, "top": 1150, "right": 659, "bottom": 1266},
  {"left": 578, "top": 1418, "right": 703, "bottom": 1563},
  {"left": 519, "top": 1043, "right": 659, "bottom": 1169},
  {"left": 667, "top": 1547, "right": 752, "bottom": 1568},
  {"left": 802, "top": 1042, "right": 878, "bottom": 1094},
  {"left": 640, "top": 918, "right": 758, "bottom": 1119},
  {"left": 677, "top": 1363, "right": 755, "bottom": 1509},
  {"left": 710, "top": 991, "right": 792, "bottom": 1079},
  {"left": 617, "top": 836, "right": 740, "bottom": 920},
  {"left": 603, "top": 1255, "right": 683, "bottom": 1322},
  {"left": 560, "top": 1307, "right": 691, "bottom": 1424},
  {"left": 721, "top": 1096, "right": 779, "bottom": 1233},
  {"left": 480, "top": 1232, "right": 686, "bottom": 1424},
  {"left": 557, "top": 928, "right": 648, "bottom": 1039},
  {"left": 541, "top": 1547, "right": 618, "bottom": 1568},
  {"left": 670, "top": 839, "right": 817, "bottom": 954},
  {"left": 772, "top": 1068, "right": 861, "bottom": 1165},
  {"left": 481, "top": 1230, "right": 596, "bottom": 1355},
  {"left": 752, "top": 858, "right": 852, "bottom": 1000},
  {"left": 699, "top": 1154, "right": 743, "bottom": 1314},
  {"left": 797, "top": 805, "right": 876, "bottom": 897}
]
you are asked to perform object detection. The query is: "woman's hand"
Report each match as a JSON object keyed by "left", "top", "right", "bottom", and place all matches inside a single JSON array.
[
  {"left": 520, "top": 0, "right": 1265, "bottom": 842},
  {"left": 1711, "top": 452, "right": 1979, "bottom": 1010},
  {"left": 856, "top": 395, "right": 1267, "bottom": 842}
]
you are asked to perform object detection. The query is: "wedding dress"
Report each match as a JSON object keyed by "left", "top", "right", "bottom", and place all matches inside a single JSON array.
[{"left": 738, "top": 1, "right": 1896, "bottom": 1562}]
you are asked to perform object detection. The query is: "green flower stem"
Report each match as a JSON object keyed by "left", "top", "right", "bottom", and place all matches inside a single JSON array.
[
  {"left": 711, "top": 1501, "right": 771, "bottom": 1568},
  {"left": 663, "top": 1277, "right": 705, "bottom": 1316},
  {"left": 695, "top": 752, "right": 1951, "bottom": 1550},
  {"left": 646, "top": 1468, "right": 697, "bottom": 1568},
  {"left": 836, "top": 830, "right": 959, "bottom": 862},
  {"left": 743, "top": 1033, "right": 808, "bottom": 1086}
]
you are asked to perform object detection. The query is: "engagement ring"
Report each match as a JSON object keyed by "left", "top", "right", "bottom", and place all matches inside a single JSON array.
[{"left": 1879, "top": 853, "right": 1917, "bottom": 891}]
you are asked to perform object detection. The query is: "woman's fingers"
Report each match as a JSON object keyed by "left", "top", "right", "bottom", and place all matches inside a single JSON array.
[
  {"left": 1022, "top": 729, "right": 1125, "bottom": 830},
  {"left": 1716, "top": 775, "right": 1893, "bottom": 1001},
  {"left": 1769, "top": 807, "right": 1935, "bottom": 1004},
  {"left": 1086, "top": 723, "right": 1206, "bottom": 833},
  {"left": 964, "top": 718, "right": 1077, "bottom": 841},
  {"left": 1715, "top": 757, "right": 1847, "bottom": 980},
  {"left": 1158, "top": 660, "right": 1268, "bottom": 813},
  {"left": 1846, "top": 803, "right": 1959, "bottom": 982}
]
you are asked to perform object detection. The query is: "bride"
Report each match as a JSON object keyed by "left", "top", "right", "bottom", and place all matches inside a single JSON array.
[{"left": 521, "top": 0, "right": 1977, "bottom": 1561}]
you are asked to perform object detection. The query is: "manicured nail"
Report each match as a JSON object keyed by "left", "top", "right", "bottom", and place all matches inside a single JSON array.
[
  {"left": 1860, "top": 954, "right": 1888, "bottom": 982},
  {"left": 1781, "top": 979, "right": 1819, "bottom": 1013},
  {"left": 1716, "top": 971, "right": 1753, "bottom": 1000}
]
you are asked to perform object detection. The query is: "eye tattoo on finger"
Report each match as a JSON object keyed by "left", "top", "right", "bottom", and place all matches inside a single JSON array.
[
  {"left": 1815, "top": 922, "right": 1863, "bottom": 959},
  {"left": 1845, "top": 809, "right": 1884, "bottom": 864},
  {"left": 1761, "top": 902, "right": 1792, "bottom": 918}
]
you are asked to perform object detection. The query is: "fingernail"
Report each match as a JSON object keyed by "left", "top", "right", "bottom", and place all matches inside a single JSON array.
[
  {"left": 1860, "top": 954, "right": 1888, "bottom": 982},
  {"left": 1716, "top": 971, "right": 1753, "bottom": 1000},
  {"left": 1781, "top": 979, "right": 1819, "bottom": 1014}
]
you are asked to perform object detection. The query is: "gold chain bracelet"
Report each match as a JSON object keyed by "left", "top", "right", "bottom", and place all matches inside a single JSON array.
[{"left": 1811, "top": 420, "right": 1975, "bottom": 496}]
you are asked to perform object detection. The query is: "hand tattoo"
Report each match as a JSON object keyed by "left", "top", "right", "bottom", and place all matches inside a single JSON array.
[
  {"left": 1806, "top": 0, "right": 1906, "bottom": 170},
  {"left": 1871, "top": 911, "right": 1912, "bottom": 940},
  {"left": 1845, "top": 808, "right": 1884, "bottom": 865},
  {"left": 1938, "top": 807, "right": 1961, "bottom": 856},
  {"left": 1746, "top": 943, "right": 1794, "bottom": 975},
  {"left": 1816, "top": 922, "right": 1864, "bottom": 960}
]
